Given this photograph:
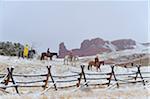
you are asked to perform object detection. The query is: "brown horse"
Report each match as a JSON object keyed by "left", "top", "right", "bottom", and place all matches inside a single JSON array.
[
  {"left": 88, "top": 60, "right": 104, "bottom": 71},
  {"left": 40, "top": 52, "right": 58, "bottom": 60},
  {"left": 40, "top": 52, "right": 52, "bottom": 60}
]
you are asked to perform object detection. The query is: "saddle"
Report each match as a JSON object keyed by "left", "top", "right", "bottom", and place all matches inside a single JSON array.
[{"left": 47, "top": 53, "right": 51, "bottom": 57}]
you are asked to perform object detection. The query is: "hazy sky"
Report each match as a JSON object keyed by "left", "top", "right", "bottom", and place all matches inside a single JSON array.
[{"left": 0, "top": 0, "right": 149, "bottom": 52}]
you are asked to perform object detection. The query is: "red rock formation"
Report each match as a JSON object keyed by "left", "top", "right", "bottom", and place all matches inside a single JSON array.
[
  {"left": 58, "top": 42, "right": 70, "bottom": 58},
  {"left": 58, "top": 38, "right": 137, "bottom": 58},
  {"left": 80, "top": 38, "right": 105, "bottom": 50}
]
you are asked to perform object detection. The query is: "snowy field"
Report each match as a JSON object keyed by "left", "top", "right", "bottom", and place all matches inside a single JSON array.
[{"left": 0, "top": 48, "right": 149, "bottom": 99}]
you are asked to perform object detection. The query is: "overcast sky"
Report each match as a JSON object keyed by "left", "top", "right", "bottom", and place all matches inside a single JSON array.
[{"left": 0, "top": 0, "right": 149, "bottom": 52}]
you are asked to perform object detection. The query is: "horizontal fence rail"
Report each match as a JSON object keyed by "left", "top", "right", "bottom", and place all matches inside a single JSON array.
[{"left": 0, "top": 64, "right": 149, "bottom": 94}]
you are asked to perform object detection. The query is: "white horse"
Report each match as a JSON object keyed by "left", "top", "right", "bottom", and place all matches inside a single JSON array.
[{"left": 64, "top": 55, "right": 79, "bottom": 66}]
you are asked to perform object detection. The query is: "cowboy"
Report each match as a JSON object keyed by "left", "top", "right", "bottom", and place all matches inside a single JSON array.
[
  {"left": 47, "top": 48, "right": 52, "bottom": 60},
  {"left": 47, "top": 48, "right": 50, "bottom": 54},
  {"left": 95, "top": 56, "right": 99, "bottom": 63}
]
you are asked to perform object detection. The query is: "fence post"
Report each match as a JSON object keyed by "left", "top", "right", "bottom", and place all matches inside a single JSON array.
[
  {"left": 77, "top": 73, "right": 82, "bottom": 87},
  {"left": 44, "top": 65, "right": 57, "bottom": 90},
  {"left": 107, "top": 65, "right": 119, "bottom": 88},
  {"left": 135, "top": 65, "right": 145, "bottom": 86},
  {"left": 107, "top": 70, "right": 113, "bottom": 86},
  {"left": 111, "top": 66, "right": 119, "bottom": 88},
  {"left": 81, "top": 65, "right": 88, "bottom": 87},
  {"left": 49, "top": 65, "right": 57, "bottom": 90},
  {"left": 7, "top": 67, "right": 19, "bottom": 94},
  {"left": 77, "top": 65, "right": 88, "bottom": 87},
  {"left": 4, "top": 70, "right": 10, "bottom": 87},
  {"left": 43, "top": 66, "right": 50, "bottom": 90}
]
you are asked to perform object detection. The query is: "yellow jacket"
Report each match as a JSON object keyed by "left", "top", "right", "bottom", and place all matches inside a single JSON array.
[{"left": 23, "top": 45, "right": 29, "bottom": 57}]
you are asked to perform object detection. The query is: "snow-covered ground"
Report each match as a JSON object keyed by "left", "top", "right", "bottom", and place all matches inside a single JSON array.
[
  {"left": 1, "top": 87, "right": 149, "bottom": 99},
  {"left": 0, "top": 48, "right": 149, "bottom": 99}
]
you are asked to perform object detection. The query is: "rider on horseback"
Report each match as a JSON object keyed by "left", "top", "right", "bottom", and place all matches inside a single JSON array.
[
  {"left": 95, "top": 56, "right": 99, "bottom": 63},
  {"left": 47, "top": 48, "right": 50, "bottom": 56}
]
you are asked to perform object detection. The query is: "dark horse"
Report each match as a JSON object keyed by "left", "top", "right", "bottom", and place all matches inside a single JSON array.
[
  {"left": 28, "top": 50, "right": 36, "bottom": 58},
  {"left": 40, "top": 52, "right": 58, "bottom": 60}
]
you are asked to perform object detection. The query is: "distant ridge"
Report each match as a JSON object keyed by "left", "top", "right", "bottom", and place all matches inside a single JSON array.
[{"left": 59, "top": 38, "right": 148, "bottom": 58}]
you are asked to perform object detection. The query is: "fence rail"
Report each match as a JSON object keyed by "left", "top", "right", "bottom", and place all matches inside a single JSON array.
[{"left": 0, "top": 64, "right": 149, "bottom": 94}]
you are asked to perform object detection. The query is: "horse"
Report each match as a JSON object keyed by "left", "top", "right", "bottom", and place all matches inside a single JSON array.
[
  {"left": 40, "top": 52, "right": 52, "bottom": 60},
  {"left": 64, "top": 55, "right": 79, "bottom": 66},
  {"left": 88, "top": 60, "right": 104, "bottom": 71},
  {"left": 40, "top": 52, "right": 58, "bottom": 60},
  {"left": 28, "top": 49, "right": 36, "bottom": 59}
]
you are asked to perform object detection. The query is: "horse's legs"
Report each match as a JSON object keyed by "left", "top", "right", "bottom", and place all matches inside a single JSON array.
[
  {"left": 100, "top": 67, "right": 101, "bottom": 72},
  {"left": 64, "top": 59, "right": 65, "bottom": 65},
  {"left": 99, "top": 66, "right": 101, "bottom": 72},
  {"left": 99, "top": 63, "right": 102, "bottom": 72},
  {"left": 64, "top": 59, "right": 68, "bottom": 65},
  {"left": 72, "top": 59, "right": 76, "bottom": 66},
  {"left": 88, "top": 65, "right": 92, "bottom": 70},
  {"left": 74, "top": 61, "right": 76, "bottom": 66},
  {"left": 91, "top": 65, "right": 92, "bottom": 71},
  {"left": 71, "top": 59, "right": 74, "bottom": 66},
  {"left": 71, "top": 60, "right": 74, "bottom": 66},
  {"left": 40, "top": 56, "right": 43, "bottom": 60},
  {"left": 96, "top": 66, "right": 98, "bottom": 72},
  {"left": 50, "top": 56, "right": 52, "bottom": 60},
  {"left": 64, "top": 58, "right": 67, "bottom": 65},
  {"left": 67, "top": 59, "right": 69, "bottom": 65},
  {"left": 74, "top": 58, "right": 78, "bottom": 66},
  {"left": 88, "top": 65, "right": 90, "bottom": 70}
]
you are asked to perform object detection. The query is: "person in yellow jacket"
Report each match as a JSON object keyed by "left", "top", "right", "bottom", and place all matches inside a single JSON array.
[{"left": 23, "top": 44, "right": 29, "bottom": 58}]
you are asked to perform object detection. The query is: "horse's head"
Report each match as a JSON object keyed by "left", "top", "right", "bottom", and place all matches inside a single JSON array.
[
  {"left": 29, "top": 49, "right": 36, "bottom": 54},
  {"left": 32, "top": 50, "right": 36, "bottom": 54}
]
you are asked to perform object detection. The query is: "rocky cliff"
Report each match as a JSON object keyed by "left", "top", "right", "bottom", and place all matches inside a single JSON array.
[{"left": 59, "top": 38, "right": 137, "bottom": 58}]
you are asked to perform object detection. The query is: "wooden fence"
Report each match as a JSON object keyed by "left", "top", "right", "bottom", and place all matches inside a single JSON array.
[{"left": 0, "top": 64, "right": 149, "bottom": 94}]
